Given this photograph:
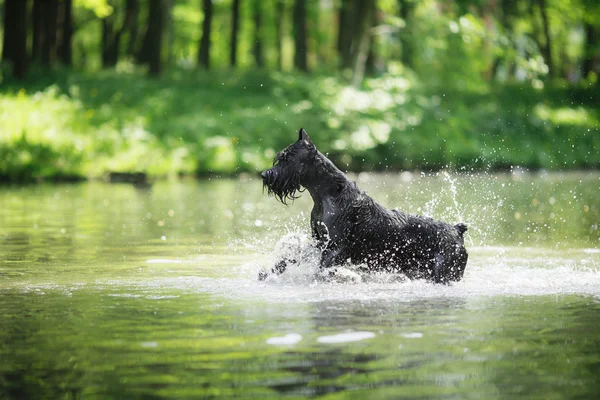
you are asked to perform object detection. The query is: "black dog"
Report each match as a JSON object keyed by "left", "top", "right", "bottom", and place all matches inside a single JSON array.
[{"left": 260, "top": 129, "right": 468, "bottom": 283}]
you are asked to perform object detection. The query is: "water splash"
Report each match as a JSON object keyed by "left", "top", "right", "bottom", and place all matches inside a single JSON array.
[
  {"left": 254, "top": 232, "right": 322, "bottom": 284},
  {"left": 23, "top": 245, "right": 600, "bottom": 303},
  {"left": 441, "top": 171, "right": 464, "bottom": 222}
]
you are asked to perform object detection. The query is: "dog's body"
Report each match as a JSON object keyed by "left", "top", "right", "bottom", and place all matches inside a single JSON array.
[{"left": 260, "top": 129, "right": 468, "bottom": 283}]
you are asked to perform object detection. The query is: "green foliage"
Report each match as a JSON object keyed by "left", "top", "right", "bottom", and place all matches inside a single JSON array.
[
  {"left": 0, "top": 0, "right": 596, "bottom": 183},
  {"left": 0, "top": 82, "right": 185, "bottom": 181},
  {"left": 1, "top": 68, "right": 598, "bottom": 182},
  {"left": 74, "top": 0, "right": 113, "bottom": 18},
  {"left": 0, "top": 87, "right": 85, "bottom": 181}
]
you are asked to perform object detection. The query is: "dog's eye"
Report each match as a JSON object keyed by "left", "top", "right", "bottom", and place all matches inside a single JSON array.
[{"left": 273, "top": 154, "right": 284, "bottom": 166}]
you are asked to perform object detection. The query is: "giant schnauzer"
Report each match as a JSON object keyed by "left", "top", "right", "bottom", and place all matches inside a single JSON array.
[{"left": 260, "top": 129, "right": 468, "bottom": 284}]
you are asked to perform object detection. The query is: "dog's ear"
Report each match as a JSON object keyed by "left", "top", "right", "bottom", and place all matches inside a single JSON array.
[{"left": 298, "top": 128, "right": 313, "bottom": 146}]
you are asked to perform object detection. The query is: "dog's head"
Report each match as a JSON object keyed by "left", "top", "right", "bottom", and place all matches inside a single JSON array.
[{"left": 261, "top": 128, "right": 317, "bottom": 204}]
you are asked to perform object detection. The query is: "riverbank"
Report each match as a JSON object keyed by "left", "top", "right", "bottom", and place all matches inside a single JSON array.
[{"left": 1, "top": 69, "right": 598, "bottom": 182}]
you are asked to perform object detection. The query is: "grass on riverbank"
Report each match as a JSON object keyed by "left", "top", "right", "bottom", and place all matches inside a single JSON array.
[{"left": 1, "top": 68, "right": 598, "bottom": 182}]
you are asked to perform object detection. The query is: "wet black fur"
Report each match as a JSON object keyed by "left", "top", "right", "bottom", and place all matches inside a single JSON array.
[{"left": 260, "top": 129, "right": 468, "bottom": 284}]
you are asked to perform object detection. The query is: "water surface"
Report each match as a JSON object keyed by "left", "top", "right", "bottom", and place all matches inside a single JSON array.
[{"left": 1, "top": 172, "right": 599, "bottom": 399}]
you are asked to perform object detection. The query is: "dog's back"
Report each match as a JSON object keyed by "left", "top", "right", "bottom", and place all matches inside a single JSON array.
[{"left": 340, "top": 190, "right": 468, "bottom": 283}]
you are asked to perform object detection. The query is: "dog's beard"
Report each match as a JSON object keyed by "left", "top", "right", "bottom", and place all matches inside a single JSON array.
[{"left": 263, "top": 169, "right": 304, "bottom": 205}]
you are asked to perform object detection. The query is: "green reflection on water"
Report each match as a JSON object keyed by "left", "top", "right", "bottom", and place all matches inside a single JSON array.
[
  {"left": 0, "top": 173, "right": 599, "bottom": 399},
  {"left": 1, "top": 290, "right": 599, "bottom": 399}
]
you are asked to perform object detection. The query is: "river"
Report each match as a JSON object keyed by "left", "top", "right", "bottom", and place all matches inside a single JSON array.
[{"left": 1, "top": 172, "right": 599, "bottom": 399}]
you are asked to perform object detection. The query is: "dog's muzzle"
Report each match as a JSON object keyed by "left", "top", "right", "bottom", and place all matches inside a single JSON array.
[{"left": 261, "top": 169, "right": 273, "bottom": 186}]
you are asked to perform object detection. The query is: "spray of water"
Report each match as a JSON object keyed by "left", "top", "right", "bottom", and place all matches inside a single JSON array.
[
  {"left": 260, "top": 232, "right": 322, "bottom": 284},
  {"left": 441, "top": 171, "right": 464, "bottom": 222},
  {"left": 218, "top": 171, "right": 600, "bottom": 301}
]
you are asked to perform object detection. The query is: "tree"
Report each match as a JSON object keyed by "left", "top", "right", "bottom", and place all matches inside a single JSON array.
[
  {"left": 41, "top": 0, "right": 59, "bottom": 68},
  {"left": 2, "top": 0, "right": 29, "bottom": 78},
  {"left": 293, "top": 0, "right": 307, "bottom": 71},
  {"left": 351, "top": 0, "right": 375, "bottom": 86},
  {"left": 252, "top": 0, "right": 264, "bottom": 68},
  {"left": 366, "top": 2, "right": 380, "bottom": 75},
  {"left": 57, "top": 0, "right": 73, "bottom": 66},
  {"left": 125, "top": 0, "right": 140, "bottom": 57},
  {"left": 583, "top": 23, "right": 598, "bottom": 79},
  {"left": 337, "top": 0, "right": 355, "bottom": 69},
  {"left": 103, "top": 0, "right": 139, "bottom": 67},
  {"left": 537, "top": 0, "right": 553, "bottom": 77},
  {"left": 490, "top": 0, "right": 517, "bottom": 79},
  {"left": 31, "top": 0, "right": 71, "bottom": 69},
  {"left": 336, "top": 0, "right": 376, "bottom": 80},
  {"left": 138, "top": 0, "right": 165, "bottom": 75},
  {"left": 338, "top": 0, "right": 377, "bottom": 73},
  {"left": 198, "top": 0, "right": 213, "bottom": 68},
  {"left": 580, "top": 0, "right": 600, "bottom": 81},
  {"left": 230, "top": 0, "right": 241, "bottom": 67},
  {"left": 398, "top": 0, "right": 415, "bottom": 69},
  {"left": 31, "top": 0, "right": 43, "bottom": 63},
  {"left": 275, "top": 0, "right": 285, "bottom": 70},
  {"left": 165, "top": 0, "right": 176, "bottom": 63},
  {"left": 102, "top": 13, "right": 117, "bottom": 67}
]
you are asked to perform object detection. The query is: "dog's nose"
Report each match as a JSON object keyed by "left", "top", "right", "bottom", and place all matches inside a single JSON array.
[{"left": 261, "top": 171, "right": 268, "bottom": 179}]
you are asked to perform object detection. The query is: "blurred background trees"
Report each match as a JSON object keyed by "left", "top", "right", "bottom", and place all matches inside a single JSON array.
[
  {"left": 1, "top": 0, "right": 598, "bottom": 84},
  {"left": 0, "top": 0, "right": 598, "bottom": 181}
]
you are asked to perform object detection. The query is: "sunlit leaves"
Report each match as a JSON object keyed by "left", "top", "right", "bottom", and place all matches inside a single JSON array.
[
  {"left": 1, "top": 64, "right": 598, "bottom": 182},
  {"left": 74, "top": 0, "right": 113, "bottom": 18}
]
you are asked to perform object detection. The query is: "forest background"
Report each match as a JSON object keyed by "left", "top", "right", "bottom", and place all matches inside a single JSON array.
[{"left": 0, "top": 0, "right": 599, "bottom": 182}]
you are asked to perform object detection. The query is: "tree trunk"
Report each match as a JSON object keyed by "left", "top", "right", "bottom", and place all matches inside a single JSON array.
[
  {"left": 537, "top": 0, "right": 553, "bottom": 77},
  {"left": 366, "top": 1, "right": 379, "bottom": 75},
  {"left": 15, "top": 0, "right": 29, "bottom": 77},
  {"left": 2, "top": 0, "right": 28, "bottom": 78},
  {"left": 583, "top": 23, "right": 597, "bottom": 79},
  {"left": 148, "top": 0, "right": 164, "bottom": 75},
  {"left": 310, "top": 0, "right": 326, "bottom": 66},
  {"left": 293, "top": 0, "right": 307, "bottom": 71},
  {"left": 337, "top": 0, "right": 347, "bottom": 54},
  {"left": 276, "top": 0, "right": 285, "bottom": 70},
  {"left": 398, "top": 0, "right": 415, "bottom": 69},
  {"left": 137, "top": 0, "right": 164, "bottom": 75},
  {"left": 338, "top": 0, "right": 355, "bottom": 69},
  {"left": 165, "top": 0, "right": 175, "bottom": 64},
  {"left": 40, "top": 0, "right": 59, "bottom": 68},
  {"left": 137, "top": 20, "right": 151, "bottom": 64},
  {"left": 31, "top": 0, "right": 44, "bottom": 63},
  {"left": 230, "top": 0, "right": 241, "bottom": 67},
  {"left": 351, "top": 0, "right": 375, "bottom": 86},
  {"left": 104, "top": 0, "right": 139, "bottom": 68},
  {"left": 198, "top": 0, "right": 213, "bottom": 68},
  {"left": 57, "top": 0, "right": 73, "bottom": 66},
  {"left": 126, "top": 0, "right": 140, "bottom": 57},
  {"left": 252, "top": 0, "right": 264, "bottom": 67},
  {"left": 491, "top": 0, "right": 515, "bottom": 79},
  {"left": 2, "top": 0, "right": 15, "bottom": 64},
  {"left": 102, "top": 16, "right": 118, "bottom": 67}
]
